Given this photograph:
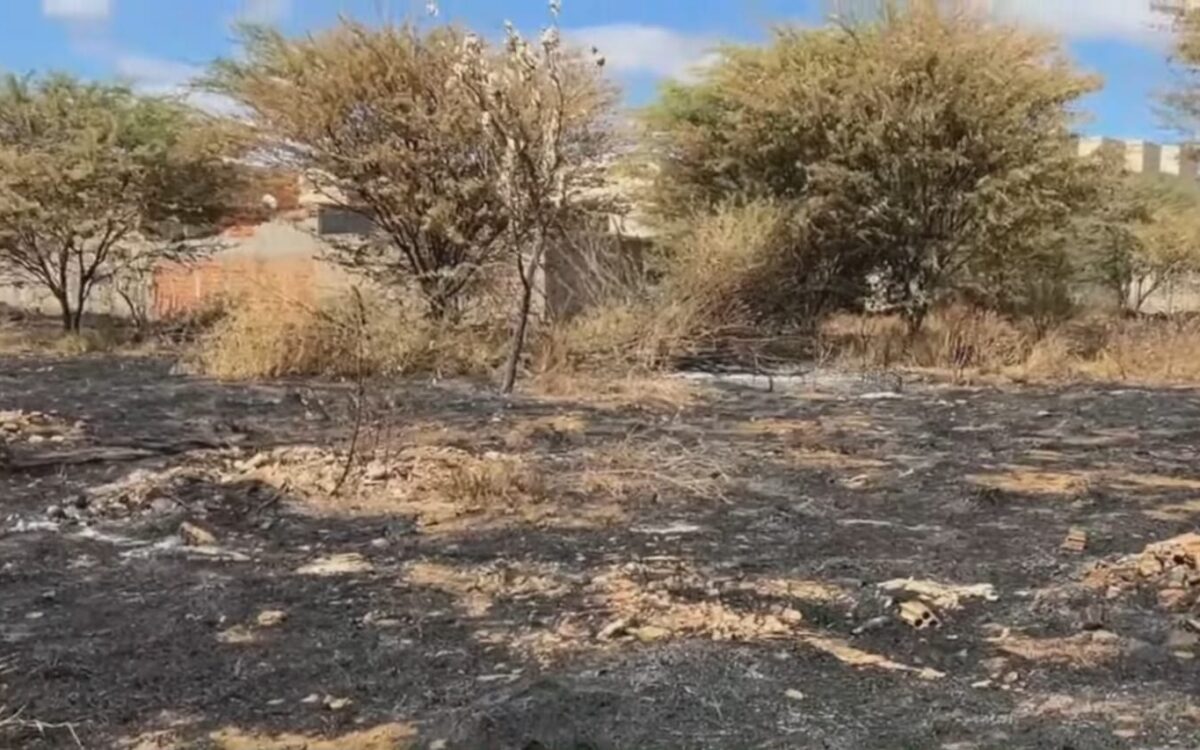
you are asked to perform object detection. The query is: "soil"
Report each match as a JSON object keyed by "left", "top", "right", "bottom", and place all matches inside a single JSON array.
[{"left": 3, "top": 354, "right": 1200, "bottom": 749}]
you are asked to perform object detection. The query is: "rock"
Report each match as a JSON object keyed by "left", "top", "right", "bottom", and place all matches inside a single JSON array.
[
  {"left": 179, "top": 521, "right": 217, "bottom": 547},
  {"left": 256, "top": 610, "right": 287, "bottom": 627},
  {"left": 1003, "top": 671, "right": 1020, "bottom": 685},
  {"left": 149, "top": 497, "right": 177, "bottom": 514},
  {"left": 45, "top": 505, "right": 65, "bottom": 520},
  {"left": 300, "top": 693, "right": 321, "bottom": 704},
  {"left": 27, "top": 435, "right": 45, "bottom": 445},
  {"left": 780, "top": 608, "right": 804, "bottom": 625},
  {"left": 784, "top": 689, "right": 805, "bottom": 701},
  {"left": 323, "top": 696, "right": 353, "bottom": 711}
]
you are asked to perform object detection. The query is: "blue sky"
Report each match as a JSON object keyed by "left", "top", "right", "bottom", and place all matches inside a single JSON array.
[{"left": 0, "top": 0, "right": 1188, "bottom": 141}]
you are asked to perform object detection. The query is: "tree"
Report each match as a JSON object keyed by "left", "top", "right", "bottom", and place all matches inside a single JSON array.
[
  {"left": 450, "top": 2, "right": 617, "bottom": 393},
  {"left": 1088, "top": 173, "right": 1200, "bottom": 313},
  {"left": 646, "top": 0, "right": 1099, "bottom": 331},
  {"left": 208, "top": 22, "right": 515, "bottom": 321},
  {"left": 0, "top": 74, "right": 243, "bottom": 331}
]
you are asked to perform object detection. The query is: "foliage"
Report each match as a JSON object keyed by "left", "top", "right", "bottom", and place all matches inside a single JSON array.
[
  {"left": 208, "top": 22, "right": 519, "bottom": 320},
  {"left": 197, "top": 288, "right": 507, "bottom": 380},
  {"left": 1073, "top": 167, "right": 1200, "bottom": 313},
  {"left": 0, "top": 74, "right": 244, "bottom": 331},
  {"left": 645, "top": 0, "right": 1100, "bottom": 330}
]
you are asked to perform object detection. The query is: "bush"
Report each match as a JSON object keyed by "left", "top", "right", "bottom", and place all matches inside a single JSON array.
[
  {"left": 196, "top": 289, "right": 507, "bottom": 380},
  {"left": 646, "top": 1, "right": 1100, "bottom": 329},
  {"left": 823, "top": 305, "right": 1031, "bottom": 374}
]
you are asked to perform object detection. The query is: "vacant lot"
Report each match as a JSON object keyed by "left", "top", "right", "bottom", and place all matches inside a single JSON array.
[{"left": 3, "top": 354, "right": 1200, "bottom": 749}]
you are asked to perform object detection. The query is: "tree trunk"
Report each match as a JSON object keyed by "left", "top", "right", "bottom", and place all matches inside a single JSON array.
[
  {"left": 501, "top": 237, "right": 546, "bottom": 395},
  {"left": 55, "top": 293, "right": 75, "bottom": 333}
]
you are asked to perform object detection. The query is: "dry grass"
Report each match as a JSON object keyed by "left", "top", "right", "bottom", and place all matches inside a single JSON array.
[
  {"left": 825, "top": 308, "right": 1200, "bottom": 385},
  {"left": 968, "top": 467, "right": 1092, "bottom": 497},
  {"left": 823, "top": 305, "right": 1031, "bottom": 375},
  {"left": 530, "top": 371, "right": 705, "bottom": 412},
  {"left": 211, "top": 724, "right": 416, "bottom": 750},
  {"left": 195, "top": 286, "right": 506, "bottom": 380}
]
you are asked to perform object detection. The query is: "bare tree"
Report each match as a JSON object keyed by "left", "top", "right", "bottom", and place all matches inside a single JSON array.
[{"left": 451, "top": 1, "right": 617, "bottom": 392}]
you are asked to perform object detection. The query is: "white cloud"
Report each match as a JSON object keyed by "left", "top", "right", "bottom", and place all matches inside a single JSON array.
[
  {"left": 565, "top": 24, "right": 721, "bottom": 80},
  {"left": 42, "top": 0, "right": 111, "bottom": 21},
  {"left": 113, "top": 54, "right": 242, "bottom": 116},
  {"left": 115, "top": 54, "right": 202, "bottom": 88},
  {"left": 991, "top": 0, "right": 1168, "bottom": 45},
  {"left": 236, "top": 0, "right": 291, "bottom": 25}
]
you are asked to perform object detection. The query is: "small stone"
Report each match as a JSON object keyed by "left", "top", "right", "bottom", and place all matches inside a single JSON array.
[
  {"left": 300, "top": 693, "right": 321, "bottom": 704},
  {"left": 1003, "top": 671, "right": 1020, "bottom": 685},
  {"left": 256, "top": 610, "right": 287, "bottom": 628},
  {"left": 267, "top": 698, "right": 285, "bottom": 706},
  {"left": 784, "top": 688, "right": 805, "bottom": 701},
  {"left": 1089, "top": 630, "right": 1121, "bottom": 644},
  {"left": 779, "top": 608, "right": 804, "bottom": 625},
  {"left": 324, "top": 696, "right": 353, "bottom": 711},
  {"left": 150, "top": 497, "right": 176, "bottom": 514},
  {"left": 970, "top": 679, "right": 993, "bottom": 689},
  {"left": 430, "top": 741, "right": 448, "bottom": 750},
  {"left": 180, "top": 521, "right": 217, "bottom": 547},
  {"left": 26, "top": 611, "right": 44, "bottom": 620},
  {"left": 27, "top": 435, "right": 45, "bottom": 445},
  {"left": 45, "top": 505, "right": 65, "bottom": 520}
]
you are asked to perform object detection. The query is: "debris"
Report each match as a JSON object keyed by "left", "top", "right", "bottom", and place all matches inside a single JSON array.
[
  {"left": 296, "top": 553, "right": 373, "bottom": 576},
  {"left": 971, "top": 680, "right": 993, "bottom": 689},
  {"left": 851, "top": 616, "right": 890, "bottom": 635},
  {"left": 1061, "top": 527, "right": 1088, "bottom": 553},
  {"left": 878, "top": 579, "right": 998, "bottom": 610},
  {"left": 217, "top": 625, "right": 258, "bottom": 644},
  {"left": 898, "top": 599, "right": 940, "bottom": 630},
  {"left": 596, "top": 617, "right": 631, "bottom": 641},
  {"left": 256, "top": 610, "right": 287, "bottom": 628},
  {"left": 300, "top": 693, "right": 321, "bottom": 704},
  {"left": 179, "top": 521, "right": 217, "bottom": 547},
  {"left": 323, "top": 696, "right": 353, "bottom": 712},
  {"left": 784, "top": 688, "right": 805, "bottom": 701}
]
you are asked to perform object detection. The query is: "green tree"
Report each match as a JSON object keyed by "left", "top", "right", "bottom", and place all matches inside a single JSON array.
[
  {"left": 646, "top": 0, "right": 1099, "bottom": 331},
  {"left": 0, "top": 74, "right": 243, "bottom": 331}
]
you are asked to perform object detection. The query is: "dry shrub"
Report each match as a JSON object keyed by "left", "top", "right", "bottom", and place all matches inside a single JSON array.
[
  {"left": 824, "top": 305, "right": 1031, "bottom": 374},
  {"left": 196, "top": 288, "right": 506, "bottom": 380},
  {"left": 538, "top": 201, "right": 808, "bottom": 373},
  {"left": 1015, "top": 315, "right": 1200, "bottom": 384}
]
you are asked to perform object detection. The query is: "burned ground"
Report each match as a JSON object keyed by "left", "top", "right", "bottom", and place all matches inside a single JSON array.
[{"left": 2, "top": 355, "right": 1200, "bottom": 749}]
